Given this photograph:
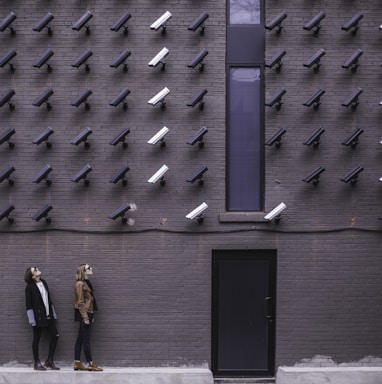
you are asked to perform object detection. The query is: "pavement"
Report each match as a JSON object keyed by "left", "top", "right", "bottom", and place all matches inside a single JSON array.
[{"left": 0, "top": 366, "right": 214, "bottom": 384}]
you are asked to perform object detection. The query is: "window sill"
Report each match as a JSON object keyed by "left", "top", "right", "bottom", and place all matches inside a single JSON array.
[{"left": 219, "top": 212, "right": 267, "bottom": 223}]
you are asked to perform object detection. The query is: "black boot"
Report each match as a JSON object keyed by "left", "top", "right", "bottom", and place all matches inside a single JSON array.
[
  {"left": 44, "top": 359, "right": 60, "bottom": 370},
  {"left": 34, "top": 361, "right": 47, "bottom": 371}
]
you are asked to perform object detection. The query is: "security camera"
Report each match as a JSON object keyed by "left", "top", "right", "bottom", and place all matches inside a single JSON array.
[
  {"left": 265, "top": 128, "right": 287, "bottom": 148},
  {"left": 264, "top": 202, "right": 286, "bottom": 223},
  {"left": 108, "top": 202, "right": 137, "bottom": 224},
  {"left": 187, "top": 49, "right": 208, "bottom": 72},
  {"left": 71, "top": 164, "right": 92, "bottom": 186},
  {"left": 265, "top": 12, "right": 287, "bottom": 34},
  {"left": 33, "top": 49, "right": 54, "bottom": 72},
  {"left": 109, "top": 165, "right": 130, "bottom": 186},
  {"left": 147, "top": 126, "right": 169, "bottom": 148},
  {"left": 32, "top": 127, "right": 54, "bottom": 148},
  {"left": 33, "top": 12, "right": 54, "bottom": 35},
  {"left": 187, "top": 126, "right": 208, "bottom": 148},
  {"left": 71, "top": 127, "right": 92, "bottom": 148},
  {"left": 341, "top": 127, "right": 363, "bottom": 148},
  {"left": 33, "top": 88, "right": 54, "bottom": 110},
  {"left": 186, "top": 165, "right": 208, "bottom": 186},
  {"left": 0, "top": 12, "right": 16, "bottom": 35},
  {"left": 342, "top": 87, "right": 363, "bottom": 109},
  {"left": 148, "top": 164, "right": 169, "bottom": 186},
  {"left": 265, "top": 49, "right": 286, "bottom": 72},
  {"left": 341, "top": 165, "right": 363, "bottom": 185},
  {"left": 188, "top": 12, "right": 209, "bottom": 35},
  {"left": 32, "top": 164, "right": 53, "bottom": 185},
  {"left": 186, "top": 202, "right": 208, "bottom": 223},
  {"left": 72, "top": 49, "right": 93, "bottom": 72},
  {"left": 0, "top": 127, "right": 15, "bottom": 148},
  {"left": 0, "top": 88, "right": 15, "bottom": 110},
  {"left": 302, "top": 166, "right": 325, "bottom": 185},
  {"left": 72, "top": 11, "right": 93, "bottom": 34},
  {"left": 111, "top": 11, "right": 131, "bottom": 35},
  {"left": 342, "top": 49, "right": 363, "bottom": 72},
  {"left": 71, "top": 88, "right": 92, "bottom": 110},
  {"left": 303, "top": 127, "right": 325, "bottom": 148},
  {"left": 342, "top": 12, "right": 363, "bottom": 35},
  {"left": 0, "top": 49, "right": 16, "bottom": 72},
  {"left": 148, "top": 87, "right": 170, "bottom": 110},
  {"left": 148, "top": 47, "right": 169, "bottom": 71},
  {"left": 187, "top": 88, "right": 208, "bottom": 110},
  {"left": 303, "top": 88, "right": 325, "bottom": 110},
  {"left": 0, "top": 204, "right": 15, "bottom": 224},
  {"left": 0, "top": 165, "right": 15, "bottom": 185},
  {"left": 110, "top": 49, "right": 131, "bottom": 72},
  {"left": 109, "top": 127, "right": 130, "bottom": 148},
  {"left": 150, "top": 11, "right": 172, "bottom": 34},
  {"left": 32, "top": 204, "right": 53, "bottom": 224},
  {"left": 110, "top": 88, "right": 130, "bottom": 110},
  {"left": 265, "top": 88, "right": 286, "bottom": 110},
  {"left": 303, "top": 11, "right": 325, "bottom": 35},
  {"left": 303, "top": 48, "right": 325, "bottom": 72}
]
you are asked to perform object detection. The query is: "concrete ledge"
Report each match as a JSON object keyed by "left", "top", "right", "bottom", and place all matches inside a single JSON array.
[
  {"left": 0, "top": 367, "right": 214, "bottom": 384},
  {"left": 277, "top": 366, "right": 382, "bottom": 384}
]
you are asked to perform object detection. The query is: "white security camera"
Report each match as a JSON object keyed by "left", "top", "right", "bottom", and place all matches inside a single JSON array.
[
  {"left": 148, "top": 165, "right": 169, "bottom": 185},
  {"left": 148, "top": 47, "right": 169, "bottom": 69},
  {"left": 186, "top": 202, "right": 208, "bottom": 221},
  {"left": 147, "top": 126, "right": 169, "bottom": 147},
  {"left": 264, "top": 202, "right": 286, "bottom": 222},
  {"left": 148, "top": 87, "right": 170, "bottom": 108},
  {"left": 150, "top": 11, "right": 172, "bottom": 31}
]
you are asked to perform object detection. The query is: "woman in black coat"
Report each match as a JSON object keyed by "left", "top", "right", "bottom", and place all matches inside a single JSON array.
[{"left": 24, "top": 267, "right": 60, "bottom": 371}]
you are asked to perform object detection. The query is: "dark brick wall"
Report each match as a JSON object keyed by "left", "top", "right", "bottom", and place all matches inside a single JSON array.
[{"left": 0, "top": 0, "right": 382, "bottom": 373}]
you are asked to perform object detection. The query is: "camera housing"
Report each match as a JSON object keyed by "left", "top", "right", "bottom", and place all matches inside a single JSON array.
[
  {"left": 71, "top": 164, "right": 92, "bottom": 186},
  {"left": 33, "top": 49, "right": 54, "bottom": 73},
  {"left": 188, "top": 12, "right": 209, "bottom": 35},
  {"left": 187, "top": 49, "right": 208, "bottom": 72},
  {"left": 71, "top": 89, "right": 92, "bottom": 110},
  {"left": 72, "top": 11, "right": 93, "bottom": 35},
  {"left": 265, "top": 128, "right": 287, "bottom": 148},
  {"left": 109, "top": 165, "right": 130, "bottom": 186},
  {"left": 302, "top": 166, "right": 325, "bottom": 185},
  {"left": 33, "top": 164, "right": 53, "bottom": 185},
  {"left": 0, "top": 12, "right": 17, "bottom": 35},
  {"left": 264, "top": 202, "right": 286, "bottom": 223},
  {"left": 0, "top": 204, "right": 15, "bottom": 224},
  {"left": 342, "top": 49, "right": 363, "bottom": 72},
  {"left": 341, "top": 127, "right": 363, "bottom": 148},
  {"left": 303, "top": 88, "right": 325, "bottom": 110},
  {"left": 304, "top": 48, "right": 326, "bottom": 72},
  {"left": 0, "top": 127, "right": 16, "bottom": 148},
  {"left": 148, "top": 165, "right": 169, "bottom": 186},
  {"left": 33, "top": 12, "right": 54, "bottom": 35},
  {"left": 186, "top": 202, "right": 208, "bottom": 223},
  {"left": 147, "top": 127, "right": 169, "bottom": 148},
  {"left": 109, "top": 128, "right": 130, "bottom": 148},
  {"left": 110, "top": 88, "right": 131, "bottom": 110},
  {"left": 187, "top": 88, "right": 208, "bottom": 110},
  {"left": 187, "top": 126, "right": 208, "bottom": 148},
  {"left": 342, "top": 12, "right": 363, "bottom": 35},
  {"left": 32, "top": 204, "right": 53, "bottom": 224},
  {"left": 71, "top": 127, "right": 93, "bottom": 148},
  {"left": 0, "top": 165, "right": 15, "bottom": 185},
  {"left": 33, "top": 127, "right": 54, "bottom": 148},
  {"left": 303, "top": 11, "right": 325, "bottom": 35},
  {"left": 150, "top": 11, "right": 172, "bottom": 34},
  {"left": 111, "top": 11, "right": 131, "bottom": 35},
  {"left": 0, "top": 88, "right": 15, "bottom": 110},
  {"left": 33, "top": 88, "right": 54, "bottom": 110},
  {"left": 265, "top": 12, "right": 287, "bottom": 34},
  {"left": 342, "top": 87, "right": 363, "bottom": 109},
  {"left": 148, "top": 87, "right": 170, "bottom": 110},
  {"left": 0, "top": 49, "right": 17, "bottom": 72},
  {"left": 303, "top": 127, "right": 325, "bottom": 148},
  {"left": 148, "top": 47, "right": 169, "bottom": 71},
  {"left": 110, "top": 49, "right": 131, "bottom": 73},
  {"left": 341, "top": 165, "right": 363, "bottom": 185},
  {"left": 186, "top": 165, "right": 208, "bottom": 186},
  {"left": 265, "top": 88, "right": 286, "bottom": 110},
  {"left": 265, "top": 49, "right": 286, "bottom": 72},
  {"left": 72, "top": 49, "right": 93, "bottom": 72},
  {"left": 108, "top": 202, "right": 137, "bottom": 224}
]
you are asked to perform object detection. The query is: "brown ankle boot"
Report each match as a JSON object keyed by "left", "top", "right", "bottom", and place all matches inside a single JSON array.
[
  {"left": 74, "top": 361, "right": 90, "bottom": 371},
  {"left": 88, "top": 361, "right": 103, "bottom": 371}
]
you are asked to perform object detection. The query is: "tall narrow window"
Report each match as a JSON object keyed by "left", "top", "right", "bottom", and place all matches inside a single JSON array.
[
  {"left": 229, "top": 0, "right": 261, "bottom": 24},
  {"left": 227, "top": 68, "right": 262, "bottom": 211}
]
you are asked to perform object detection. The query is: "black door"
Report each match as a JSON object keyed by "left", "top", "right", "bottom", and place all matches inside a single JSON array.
[{"left": 212, "top": 250, "right": 276, "bottom": 377}]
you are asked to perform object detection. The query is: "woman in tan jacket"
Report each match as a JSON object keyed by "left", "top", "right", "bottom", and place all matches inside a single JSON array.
[{"left": 73, "top": 263, "right": 103, "bottom": 371}]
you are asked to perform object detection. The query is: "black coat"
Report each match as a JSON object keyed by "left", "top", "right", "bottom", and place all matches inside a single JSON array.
[{"left": 25, "top": 279, "right": 57, "bottom": 327}]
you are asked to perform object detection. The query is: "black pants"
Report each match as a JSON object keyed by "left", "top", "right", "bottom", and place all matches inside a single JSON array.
[
  {"left": 74, "top": 313, "right": 93, "bottom": 363},
  {"left": 32, "top": 319, "right": 59, "bottom": 363}
]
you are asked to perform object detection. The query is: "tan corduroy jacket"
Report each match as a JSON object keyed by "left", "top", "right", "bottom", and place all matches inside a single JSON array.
[{"left": 74, "top": 280, "right": 95, "bottom": 322}]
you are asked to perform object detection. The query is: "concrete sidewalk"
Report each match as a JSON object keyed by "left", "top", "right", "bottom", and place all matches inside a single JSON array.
[{"left": 0, "top": 366, "right": 214, "bottom": 384}]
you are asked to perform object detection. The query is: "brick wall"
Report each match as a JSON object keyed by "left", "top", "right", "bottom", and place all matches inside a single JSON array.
[{"left": 0, "top": 0, "right": 382, "bottom": 373}]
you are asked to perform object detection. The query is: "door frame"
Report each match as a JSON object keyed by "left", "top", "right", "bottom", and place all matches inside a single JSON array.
[{"left": 211, "top": 249, "right": 277, "bottom": 378}]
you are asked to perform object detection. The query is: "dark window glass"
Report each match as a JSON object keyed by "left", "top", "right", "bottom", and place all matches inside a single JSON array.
[
  {"left": 227, "top": 68, "right": 262, "bottom": 211},
  {"left": 229, "top": 0, "right": 261, "bottom": 24}
]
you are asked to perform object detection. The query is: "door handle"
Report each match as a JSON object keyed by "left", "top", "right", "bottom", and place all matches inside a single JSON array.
[{"left": 264, "top": 296, "right": 273, "bottom": 319}]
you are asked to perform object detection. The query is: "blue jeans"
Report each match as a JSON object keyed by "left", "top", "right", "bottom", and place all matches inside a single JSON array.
[{"left": 74, "top": 313, "right": 93, "bottom": 363}]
